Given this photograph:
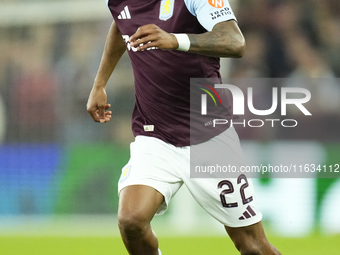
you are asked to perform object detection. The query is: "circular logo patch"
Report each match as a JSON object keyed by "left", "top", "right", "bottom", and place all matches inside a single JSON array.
[{"left": 208, "top": 0, "right": 225, "bottom": 8}]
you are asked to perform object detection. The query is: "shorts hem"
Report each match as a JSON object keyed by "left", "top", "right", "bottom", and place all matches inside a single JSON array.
[{"left": 223, "top": 215, "right": 263, "bottom": 228}]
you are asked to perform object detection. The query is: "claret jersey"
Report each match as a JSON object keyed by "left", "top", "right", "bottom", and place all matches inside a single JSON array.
[{"left": 107, "top": 0, "right": 236, "bottom": 146}]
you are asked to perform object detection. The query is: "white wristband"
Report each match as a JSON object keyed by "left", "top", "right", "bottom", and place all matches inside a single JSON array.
[{"left": 172, "top": 33, "right": 191, "bottom": 52}]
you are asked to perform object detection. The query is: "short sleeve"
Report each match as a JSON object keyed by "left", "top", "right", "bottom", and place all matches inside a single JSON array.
[{"left": 184, "top": 0, "right": 237, "bottom": 31}]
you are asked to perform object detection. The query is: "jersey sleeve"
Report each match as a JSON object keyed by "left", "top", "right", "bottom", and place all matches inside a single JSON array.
[{"left": 184, "top": 0, "right": 237, "bottom": 31}]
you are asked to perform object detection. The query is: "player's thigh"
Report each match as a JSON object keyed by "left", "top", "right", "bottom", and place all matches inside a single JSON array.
[
  {"left": 225, "top": 221, "right": 266, "bottom": 244},
  {"left": 118, "top": 135, "right": 183, "bottom": 216},
  {"left": 118, "top": 185, "right": 165, "bottom": 224}
]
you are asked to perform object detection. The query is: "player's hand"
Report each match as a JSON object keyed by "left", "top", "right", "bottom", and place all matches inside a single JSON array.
[
  {"left": 86, "top": 86, "right": 112, "bottom": 123},
  {"left": 129, "top": 24, "right": 178, "bottom": 51}
]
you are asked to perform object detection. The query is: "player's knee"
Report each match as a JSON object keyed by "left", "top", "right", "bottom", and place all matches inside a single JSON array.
[
  {"left": 238, "top": 244, "right": 262, "bottom": 255},
  {"left": 233, "top": 237, "right": 262, "bottom": 255},
  {"left": 117, "top": 212, "right": 149, "bottom": 238},
  {"left": 269, "top": 244, "right": 282, "bottom": 255},
  {"left": 237, "top": 241, "right": 281, "bottom": 255},
  {"left": 240, "top": 249, "right": 261, "bottom": 255}
]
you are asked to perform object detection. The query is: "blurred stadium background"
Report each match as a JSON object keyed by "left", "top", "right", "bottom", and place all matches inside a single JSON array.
[{"left": 0, "top": 0, "right": 339, "bottom": 254}]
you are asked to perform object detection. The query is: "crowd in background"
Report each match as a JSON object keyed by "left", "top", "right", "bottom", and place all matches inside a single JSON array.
[
  {"left": 0, "top": 0, "right": 339, "bottom": 144},
  {"left": 232, "top": 0, "right": 340, "bottom": 78},
  {"left": 229, "top": 0, "right": 340, "bottom": 140}
]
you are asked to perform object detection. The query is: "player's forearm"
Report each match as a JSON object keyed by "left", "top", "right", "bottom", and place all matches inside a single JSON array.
[
  {"left": 129, "top": 21, "right": 245, "bottom": 58},
  {"left": 94, "top": 21, "right": 126, "bottom": 88},
  {"left": 187, "top": 20, "right": 245, "bottom": 58}
]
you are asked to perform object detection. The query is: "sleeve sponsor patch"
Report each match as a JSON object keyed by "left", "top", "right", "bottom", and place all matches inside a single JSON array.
[
  {"left": 208, "top": 0, "right": 225, "bottom": 8},
  {"left": 184, "top": 0, "right": 236, "bottom": 31},
  {"left": 209, "top": 6, "right": 233, "bottom": 21}
]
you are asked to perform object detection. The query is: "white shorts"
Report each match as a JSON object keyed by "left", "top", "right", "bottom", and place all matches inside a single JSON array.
[{"left": 118, "top": 127, "right": 262, "bottom": 228}]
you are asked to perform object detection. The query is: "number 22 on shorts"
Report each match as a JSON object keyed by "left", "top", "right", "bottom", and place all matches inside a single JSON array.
[{"left": 218, "top": 174, "right": 253, "bottom": 208}]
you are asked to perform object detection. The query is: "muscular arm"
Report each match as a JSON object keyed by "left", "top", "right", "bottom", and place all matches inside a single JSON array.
[
  {"left": 87, "top": 21, "right": 126, "bottom": 123},
  {"left": 129, "top": 20, "right": 245, "bottom": 58},
  {"left": 188, "top": 20, "right": 245, "bottom": 58}
]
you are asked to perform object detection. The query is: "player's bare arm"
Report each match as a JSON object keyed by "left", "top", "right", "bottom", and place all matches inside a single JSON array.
[
  {"left": 188, "top": 20, "right": 245, "bottom": 58},
  {"left": 87, "top": 21, "right": 126, "bottom": 123},
  {"left": 129, "top": 20, "right": 245, "bottom": 58}
]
